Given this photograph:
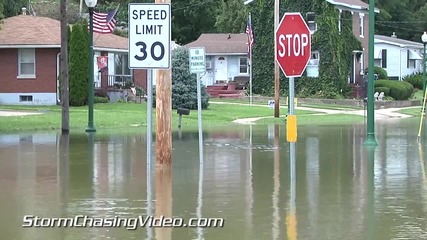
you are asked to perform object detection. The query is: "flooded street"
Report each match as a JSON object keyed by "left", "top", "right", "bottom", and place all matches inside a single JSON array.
[{"left": 0, "top": 118, "right": 426, "bottom": 240}]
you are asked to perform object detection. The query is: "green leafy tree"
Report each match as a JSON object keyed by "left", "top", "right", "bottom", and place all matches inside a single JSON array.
[
  {"left": 69, "top": 21, "right": 89, "bottom": 106},
  {"left": 362, "top": 0, "right": 427, "bottom": 41},
  {"left": 215, "top": 0, "right": 248, "bottom": 33},
  {"left": 0, "top": 0, "right": 5, "bottom": 21},
  {"left": 153, "top": 47, "right": 210, "bottom": 110},
  {"left": 3, "top": 0, "right": 27, "bottom": 17},
  {"left": 31, "top": 0, "right": 81, "bottom": 24},
  {"left": 171, "top": 0, "right": 219, "bottom": 44}
]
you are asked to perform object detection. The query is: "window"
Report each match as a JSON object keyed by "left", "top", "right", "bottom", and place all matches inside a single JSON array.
[
  {"left": 407, "top": 50, "right": 416, "bottom": 69},
  {"left": 114, "top": 53, "right": 131, "bottom": 85},
  {"left": 18, "top": 49, "right": 36, "bottom": 77},
  {"left": 307, "top": 12, "right": 317, "bottom": 32},
  {"left": 381, "top": 49, "right": 387, "bottom": 68},
  {"left": 308, "top": 52, "right": 319, "bottom": 66},
  {"left": 239, "top": 57, "right": 248, "bottom": 74},
  {"left": 359, "top": 14, "right": 364, "bottom": 37},
  {"left": 307, "top": 51, "right": 319, "bottom": 77},
  {"left": 19, "top": 95, "right": 33, "bottom": 102},
  {"left": 115, "top": 54, "right": 131, "bottom": 76}
]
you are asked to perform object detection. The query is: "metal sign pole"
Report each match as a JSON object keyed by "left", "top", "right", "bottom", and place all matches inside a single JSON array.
[
  {"left": 197, "top": 72, "right": 203, "bottom": 161},
  {"left": 147, "top": 69, "right": 153, "bottom": 165},
  {"left": 289, "top": 77, "right": 295, "bottom": 115},
  {"left": 146, "top": 69, "right": 153, "bottom": 240}
]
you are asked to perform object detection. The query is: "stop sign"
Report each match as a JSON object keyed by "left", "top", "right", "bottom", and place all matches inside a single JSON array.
[{"left": 275, "top": 12, "right": 311, "bottom": 77}]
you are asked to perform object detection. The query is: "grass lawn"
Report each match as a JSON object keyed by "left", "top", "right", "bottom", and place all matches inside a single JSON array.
[
  {"left": 0, "top": 102, "right": 320, "bottom": 133},
  {"left": 211, "top": 98, "right": 362, "bottom": 110},
  {"left": 411, "top": 89, "right": 425, "bottom": 100},
  {"left": 256, "top": 114, "right": 365, "bottom": 125},
  {"left": 398, "top": 107, "right": 425, "bottom": 116}
]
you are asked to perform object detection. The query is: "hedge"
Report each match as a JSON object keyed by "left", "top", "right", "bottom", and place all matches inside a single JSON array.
[
  {"left": 374, "top": 87, "right": 390, "bottom": 96},
  {"left": 403, "top": 72, "right": 423, "bottom": 90},
  {"left": 374, "top": 80, "right": 414, "bottom": 100}
]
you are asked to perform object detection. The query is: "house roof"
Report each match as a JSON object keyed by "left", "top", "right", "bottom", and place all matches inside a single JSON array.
[
  {"left": 184, "top": 33, "right": 247, "bottom": 55},
  {"left": 326, "top": 0, "right": 380, "bottom": 13},
  {"left": 375, "top": 34, "right": 423, "bottom": 48},
  {"left": 0, "top": 15, "right": 128, "bottom": 51}
]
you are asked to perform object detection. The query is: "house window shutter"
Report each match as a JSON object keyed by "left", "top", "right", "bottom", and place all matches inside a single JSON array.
[{"left": 381, "top": 49, "right": 387, "bottom": 68}]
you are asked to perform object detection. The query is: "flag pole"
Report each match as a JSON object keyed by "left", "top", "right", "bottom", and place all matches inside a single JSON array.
[
  {"left": 248, "top": 12, "right": 253, "bottom": 107},
  {"left": 249, "top": 41, "right": 253, "bottom": 107}
]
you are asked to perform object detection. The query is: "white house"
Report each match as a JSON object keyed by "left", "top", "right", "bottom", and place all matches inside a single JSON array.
[
  {"left": 184, "top": 33, "right": 249, "bottom": 86},
  {"left": 374, "top": 33, "right": 424, "bottom": 80}
]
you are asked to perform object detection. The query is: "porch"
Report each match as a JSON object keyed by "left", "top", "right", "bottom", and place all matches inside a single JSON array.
[{"left": 93, "top": 74, "right": 146, "bottom": 102}]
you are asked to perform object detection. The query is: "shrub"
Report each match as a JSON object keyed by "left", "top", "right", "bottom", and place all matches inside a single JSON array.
[
  {"left": 69, "top": 21, "right": 89, "bottom": 106},
  {"left": 136, "top": 87, "right": 144, "bottom": 96},
  {"left": 374, "top": 80, "right": 414, "bottom": 100},
  {"left": 374, "top": 87, "right": 390, "bottom": 96},
  {"left": 374, "top": 66, "right": 388, "bottom": 80},
  {"left": 153, "top": 47, "right": 210, "bottom": 110},
  {"left": 403, "top": 72, "right": 423, "bottom": 90},
  {"left": 95, "top": 89, "right": 109, "bottom": 98},
  {"left": 94, "top": 96, "right": 109, "bottom": 103}
]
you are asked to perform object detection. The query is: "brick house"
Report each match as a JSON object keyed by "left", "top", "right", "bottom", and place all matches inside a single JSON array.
[
  {"left": 0, "top": 14, "right": 147, "bottom": 105},
  {"left": 324, "top": 0, "right": 379, "bottom": 88}
]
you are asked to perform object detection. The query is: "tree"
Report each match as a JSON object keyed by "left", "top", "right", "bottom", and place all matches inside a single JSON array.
[
  {"left": 171, "top": 0, "right": 220, "bottom": 45},
  {"left": 31, "top": 0, "right": 81, "bottom": 24},
  {"left": 153, "top": 47, "right": 210, "bottom": 110},
  {"left": 69, "top": 21, "right": 89, "bottom": 106},
  {"left": 0, "top": 0, "right": 5, "bottom": 21},
  {"left": 3, "top": 0, "right": 27, "bottom": 17},
  {"left": 215, "top": 0, "right": 248, "bottom": 33},
  {"left": 362, "top": 0, "right": 427, "bottom": 42}
]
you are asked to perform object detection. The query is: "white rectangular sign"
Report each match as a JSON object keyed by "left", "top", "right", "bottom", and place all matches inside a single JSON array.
[
  {"left": 189, "top": 47, "right": 206, "bottom": 74},
  {"left": 128, "top": 3, "right": 171, "bottom": 69}
]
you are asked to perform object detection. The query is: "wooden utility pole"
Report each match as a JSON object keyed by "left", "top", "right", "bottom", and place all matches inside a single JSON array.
[
  {"left": 60, "top": 0, "right": 69, "bottom": 132},
  {"left": 155, "top": 0, "right": 172, "bottom": 167},
  {"left": 274, "top": 0, "right": 280, "bottom": 118}
]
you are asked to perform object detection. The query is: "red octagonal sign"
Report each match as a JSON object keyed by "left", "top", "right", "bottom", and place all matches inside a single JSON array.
[{"left": 275, "top": 12, "right": 311, "bottom": 78}]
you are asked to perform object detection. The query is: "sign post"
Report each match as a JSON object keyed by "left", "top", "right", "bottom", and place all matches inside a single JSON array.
[
  {"left": 275, "top": 12, "right": 311, "bottom": 143},
  {"left": 128, "top": 2, "right": 172, "bottom": 166},
  {"left": 189, "top": 47, "right": 206, "bottom": 162}
]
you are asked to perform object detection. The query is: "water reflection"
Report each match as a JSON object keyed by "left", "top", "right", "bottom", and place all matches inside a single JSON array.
[
  {"left": 286, "top": 142, "right": 297, "bottom": 240},
  {"left": 365, "top": 146, "right": 376, "bottom": 240},
  {"left": 155, "top": 167, "right": 172, "bottom": 240},
  {"left": 272, "top": 124, "right": 281, "bottom": 240},
  {"left": 0, "top": 119, "right": 427, "bottom": 239}
]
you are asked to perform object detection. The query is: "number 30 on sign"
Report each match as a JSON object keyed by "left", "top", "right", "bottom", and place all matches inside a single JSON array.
[{"left": 128, "top": 3, "right": 171, "bottom": 69}]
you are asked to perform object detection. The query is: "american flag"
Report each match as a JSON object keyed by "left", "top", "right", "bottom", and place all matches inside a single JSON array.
[
  {"left": 245, "top": 13, "right": 254, "bottom": 62},
  {"left": 89, "top": 5, "right": 119, "bottom": 34}
]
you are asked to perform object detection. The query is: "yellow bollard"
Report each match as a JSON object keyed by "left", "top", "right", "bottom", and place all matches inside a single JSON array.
[{"left": 287, "top": 115, "right": 297, "bottom": 142}]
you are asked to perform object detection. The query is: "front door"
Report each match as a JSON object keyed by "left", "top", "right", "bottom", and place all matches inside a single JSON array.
[{"left": 214, "top": 56, "right": 228, "bottom": 82}]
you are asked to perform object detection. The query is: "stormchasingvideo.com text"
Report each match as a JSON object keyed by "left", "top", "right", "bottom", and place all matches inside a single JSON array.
[{"left": 22, "top": 215, "right": 224, "bottom": 230}]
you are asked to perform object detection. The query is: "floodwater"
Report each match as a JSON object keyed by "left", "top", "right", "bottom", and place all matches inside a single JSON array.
[{"left": 0, "top": 118, "right": 427, "bottom": 240}]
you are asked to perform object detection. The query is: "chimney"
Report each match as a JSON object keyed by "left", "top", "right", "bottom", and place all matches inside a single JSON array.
[
  {"left": 391, "top": 32, "right": 397, "bottom": 38},
  {"left": 22, "top": 7, "right": 27, "bottom": 15}
]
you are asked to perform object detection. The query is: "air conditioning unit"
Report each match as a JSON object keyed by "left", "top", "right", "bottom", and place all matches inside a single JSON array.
[{"left": 206, "top": 61, "right": 213, "bottom": 69}]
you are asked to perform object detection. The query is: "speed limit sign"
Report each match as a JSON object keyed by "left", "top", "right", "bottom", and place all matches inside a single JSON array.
[{"left": 128, "top": 3, "right": 171, "bottom": 69}]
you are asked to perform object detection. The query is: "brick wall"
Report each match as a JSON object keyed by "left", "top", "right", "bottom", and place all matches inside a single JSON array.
[{"left": 0, "top": 48, "right": 59, "bottom": 93}]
